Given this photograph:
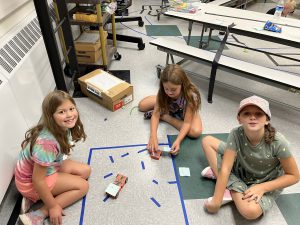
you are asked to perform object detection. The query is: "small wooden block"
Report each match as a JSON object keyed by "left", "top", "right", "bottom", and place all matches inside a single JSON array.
[{"left": 150, "top": 150, "right": 162, "bottom": 160}]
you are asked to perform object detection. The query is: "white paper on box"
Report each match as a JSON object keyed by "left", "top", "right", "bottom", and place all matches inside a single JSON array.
[
  {"left": 86, "top": 71, "right": 124, "bottom": 92},
  {"left": 87, "top": 84, "right": 102, "bottom": 97},
  {"left": 76, "top": 32, "right": 99, "bottom": 43}
]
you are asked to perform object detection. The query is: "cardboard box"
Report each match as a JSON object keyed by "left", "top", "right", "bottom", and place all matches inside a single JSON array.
[
  {"left": 75, "top": 31, "right": 108, "bottom": 63},
  {"left": 78, "top": 69, "right": 133, "bottom": 111},
  {"left": 73, "top": 12, "right": 98, "bottom": 23}
]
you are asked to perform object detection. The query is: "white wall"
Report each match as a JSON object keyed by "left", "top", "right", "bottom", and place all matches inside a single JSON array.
[{"left": 0, "top": 1, "right": 35, "bottom": 38}]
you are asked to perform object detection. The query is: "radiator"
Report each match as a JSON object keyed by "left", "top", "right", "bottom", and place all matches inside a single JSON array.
[{"left": 0, "top": 9, "right": 55, "bottom": 203}]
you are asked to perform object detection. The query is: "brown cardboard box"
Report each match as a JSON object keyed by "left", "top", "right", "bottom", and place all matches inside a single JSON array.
[
  {"left": 78, "top": 69, "right": 133, "bottom": 111},
  {"left": 75, "top": 31, "right": 108, "bottom": 63},
  {"left": 73, "top": 12, "right": 98, "bottom": 23}
]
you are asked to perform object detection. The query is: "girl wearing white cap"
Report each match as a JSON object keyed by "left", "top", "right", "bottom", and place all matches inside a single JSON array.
[{"left": 201, "top": 95, "right": 299, "bottom": 219}]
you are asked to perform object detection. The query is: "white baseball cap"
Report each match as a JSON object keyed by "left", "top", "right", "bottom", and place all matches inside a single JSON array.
[{"left": 238, "top": 95, "right": 271, "bottom": 119}]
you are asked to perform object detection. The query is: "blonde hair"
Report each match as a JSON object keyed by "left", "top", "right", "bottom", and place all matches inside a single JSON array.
[
  {"left": 287, "top": 0, "right": 296, "bottom": 9},
  {"left": 157, "top": 64, "right": 201, "bottom": 114},
  {"left": 22, "top": 90, "right": 86, "bottom": 155}
]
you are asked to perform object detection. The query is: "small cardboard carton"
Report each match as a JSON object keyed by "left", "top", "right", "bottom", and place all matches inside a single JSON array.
[
  {"left": 74, "top": 31, "right": 108, "bottom": 63},
  {"left": 78, "top": 69, "right": 133, "bottom": 111},
  {"left": 73, "top": 12, "right": 98, "bottom": 23}
]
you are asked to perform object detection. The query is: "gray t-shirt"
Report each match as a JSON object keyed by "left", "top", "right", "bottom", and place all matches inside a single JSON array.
[{"left": 225, "top": 126, "right": 292, "bottom": 185}]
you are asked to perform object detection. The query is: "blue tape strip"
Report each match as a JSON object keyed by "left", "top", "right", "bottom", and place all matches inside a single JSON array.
[
  {"left": 152, "top": 179, "right": 158, "bottom": 184},
  {"left": 167, "top": 135, "right": 189, "bottom": 225},
  {"left": 104, "top": 173, "right": 113, "bottom": 179},
  {"left": 137, "top": 148, "right": 147, "bottom": 153},
  {"left": 109, "top": 156, "right": 114, "bottom": 163},
  {"left": 168, "top": 181, "right": 177, "bottom": 184},
  {"left": 141, "top": 161, "right": 145, "bottom": 170},
  {"left": 121, "top": 152, "right": 129, "bottom": 157},
  {"left": 103, "top": 195, "right": 109, "bottom": 202},
  {"left": 80, "top": 143, "right": 169, "bottom": 225},
  {"left": 150, "top": 197, "right": 161, "bottom": 207}
]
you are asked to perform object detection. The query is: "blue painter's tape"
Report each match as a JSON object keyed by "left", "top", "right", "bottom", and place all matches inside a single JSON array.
[
  {"left": 150, "top": 197, "right": 161, "bottom": 207},
  {"left": 137, "top": 148, "right": 147, "bottom": 153},
  {"left": 104, "top": 173, "right": 113, "bottom": 179},
  {"left": 152, "top": 179, "right": 158, "bottom": 184},
  {"left": 167, "top": 135, "right": 189, "bottom": 225},
  {"left": 141, "top": 161, "right": 145, "bottom": 170},
  {"left": 168, "top": 181, "right": 177, "bottom": 184},
  {"left": 103, "top": 195, "right": 109, "bottom": 202},
  {"left": 109, "top": 155, "right": 114, "bottom": 163},
  {"left": 121, "top": 152, "right": 129, "bottom": 157}
]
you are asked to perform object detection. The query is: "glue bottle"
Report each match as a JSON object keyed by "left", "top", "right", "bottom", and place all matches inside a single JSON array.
[{"left": 274, "top": 0, "right": 284, "bottom": 19}]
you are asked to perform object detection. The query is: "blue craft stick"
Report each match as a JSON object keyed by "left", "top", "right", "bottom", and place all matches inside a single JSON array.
[
  {"left": 109, "top": 155, "right": 114, "bottom": 163},
  {"left": 150, "top": 197, "right": 161, "bottom": 207},
  {"left": 104, "top": 172, "right": 113, "bottom": 179},
  {"left": 168, "top": 181, "right": 177, "bottom": 184},
  {"left": 137, "top": 148, "right": 147, "bottom": 153},
  {"left": 121, "top": 152, "right": 129, "bottom": 157},
  {"left": 103, "top": 195, "right": 109, "bottom": 202},
  {"left": 152, "top": 179, "right": 158, "bottom": 184},
  {"left": 141, "top": 161, "right": 145, "bottom": 170}
]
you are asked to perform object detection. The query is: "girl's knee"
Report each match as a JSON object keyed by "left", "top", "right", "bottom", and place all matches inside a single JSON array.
[
  {"left": 188, "top": 127, "right": 202, "bottom": 138},
  {"left": 202, "top": 136, "right": 214, "bottom": 147},
  {"left": 138, "top": 100, "right": 145, "bottom": 112},
  {"left": 79, "top": 179, "right": 89, "bottom": 196},
  {"left": 238, "top": 204, "right": 262, "bottom": 220},
  {"left": 82, "top": 165, "right": 91, "bottom": 179}
]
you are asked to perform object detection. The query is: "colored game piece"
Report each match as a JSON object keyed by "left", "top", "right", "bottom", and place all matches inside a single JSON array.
[
  {"left": 105, "top": 173, "right": 128, "bottom": 198},
  {"left": 162, "top": 146, "right": 171, "bottom": 153},
  {"left": 150, "top": 150, "right": 162, "bottom": 160}
]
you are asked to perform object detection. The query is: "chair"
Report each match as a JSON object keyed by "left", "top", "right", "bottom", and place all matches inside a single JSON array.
[
  {"left": 108, "top": 0, "right": 145, "bottom": 50},
  {"left": 140, "top": 0, "right": 170, "bottom": 21}
]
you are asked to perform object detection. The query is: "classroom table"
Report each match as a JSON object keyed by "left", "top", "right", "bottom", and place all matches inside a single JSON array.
[{"left": 165, "top": 3, "right": 300, "bottom": 49}]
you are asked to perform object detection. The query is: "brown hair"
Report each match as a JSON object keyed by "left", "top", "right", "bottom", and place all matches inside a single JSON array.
[
  {"left": 157, "top": 64, "right": 201, "bottom": 114},
  {"left": 21, "top": 90, "right": 86, "bottom": 155},
  {"left": 264, "top": 123, "right": 276, "bottom": 144}
]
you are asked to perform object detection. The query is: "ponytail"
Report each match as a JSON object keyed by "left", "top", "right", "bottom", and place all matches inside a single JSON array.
[{"left": 264, "top": 123, "right": 276, "bottom": 144}]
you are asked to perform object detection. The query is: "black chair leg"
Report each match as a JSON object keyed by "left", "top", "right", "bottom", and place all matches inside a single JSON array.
[
  {"left": 115, "top": 16, "right": 144, "bottom": 27},
  {"left": 107, "top": 33, "right": 145, "bottom": 50}
]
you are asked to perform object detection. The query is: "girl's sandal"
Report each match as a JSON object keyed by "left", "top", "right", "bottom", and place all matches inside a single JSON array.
[{"left": 144, "top": 110, "right": 153, "bottom": 120}]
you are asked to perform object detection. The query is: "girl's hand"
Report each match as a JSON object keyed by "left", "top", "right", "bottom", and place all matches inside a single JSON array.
[
  {"left": 170, "top": 140, "right": 180, "bottom": 155},
  {"left": 147, "top": 136, "right": 158, "bottom": 153},
  {"left": 49, "top": 204, "right": 64, "bottom": 225},
  {"left": 204, "top": 197, "right": 221, "bottom": 214},
  {"left": 242, "top": 184, "right": 265, "bottom": 203}
]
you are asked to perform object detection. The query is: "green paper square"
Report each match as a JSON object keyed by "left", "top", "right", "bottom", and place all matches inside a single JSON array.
[
  {"left": 168, "top": 133, "right": 228, "bottom": 200},
  {"left": 276, "top": 193, "right": 300, "bottom": 225},
  {"left": 183, "top": 35, "right": 228, "bottom": 51},
  {"left": 145, "top": 25, "right": 182, "bottom": 36}
]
